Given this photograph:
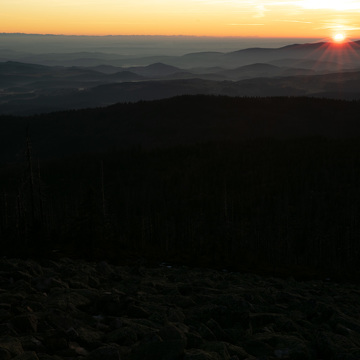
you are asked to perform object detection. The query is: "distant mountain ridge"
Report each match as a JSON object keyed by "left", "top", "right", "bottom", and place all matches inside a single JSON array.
[
  {"left": 1, "top": 39, "right": 360, "bottom": 114},
  {"left": 2, "top": 69, "right": 360, "bottom": 115},
  {"left": 2, "top": 39, "right": 360, "bottom": 68}
]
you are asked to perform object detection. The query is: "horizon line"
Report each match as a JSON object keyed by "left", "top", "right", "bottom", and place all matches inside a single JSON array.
[{"left": 0, "top": 32, "right": 324, "bottom": 39}]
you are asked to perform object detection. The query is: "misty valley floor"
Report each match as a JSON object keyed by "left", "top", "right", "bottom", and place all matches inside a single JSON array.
[{"left": 1, "top": 257, "right": 360, "bottom": 360}]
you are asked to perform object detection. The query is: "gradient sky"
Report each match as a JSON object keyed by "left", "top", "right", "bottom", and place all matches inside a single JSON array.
[{"left": 2, "top": 0, "right": 360, "bottom": 39}]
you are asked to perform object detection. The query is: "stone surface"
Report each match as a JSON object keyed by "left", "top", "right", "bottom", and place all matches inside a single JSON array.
[
  {"left": 0, "top": 337, "right": 24, "bottom": 357},
  {"left": 0, "top": 348, "right": 12, "bottom": 360},
  {"left": 12, "top": 351, "right": 39, "bottom": 360},
  {"left": 87, "top": 345, "right": 121, "bottom": 360},
  {"left": 11, "top": 315, "right": 38, "bottom": 334},
  {"left": 131, "top": 339, "right": 185, "bottom": 360},
  {"left": 0, "top": 258, "right": 360, "bottom": 360},
  {"left": 183, "top": 349, "right": 220, "bottom": 360}
]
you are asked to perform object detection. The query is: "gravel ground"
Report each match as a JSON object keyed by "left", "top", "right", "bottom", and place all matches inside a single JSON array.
[{"left": 0, "top": 257, "right": 360, "bottom": 360}]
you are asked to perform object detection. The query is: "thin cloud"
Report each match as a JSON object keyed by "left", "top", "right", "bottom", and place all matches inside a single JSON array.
[
  {"left": 254, "top": 4, "right": 267, "bottom": 18},
  {"left": 242, "top": 0, "right": 360, "bottom": 11},
  {"left": 296, "top": 0, "right": 360, "bottom": 11},
  {"left": 228, "top": 23, "right": 265, "bottom": 25},
  {"left": 275, "top": 19, "right": 312, "bottom": 23},
  {"left": 317, "top": 25, "right": 360, "bottom": 31},
  {"left": 315, "top": 21, "right": 360, "bottom": 31}
]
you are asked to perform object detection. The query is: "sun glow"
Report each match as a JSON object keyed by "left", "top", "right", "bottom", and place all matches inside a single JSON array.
[{"left": 333, "top": 33, "right": 346, "bottom": 42}]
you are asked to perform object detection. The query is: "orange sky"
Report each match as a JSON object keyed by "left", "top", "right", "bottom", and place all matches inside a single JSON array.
[{"left": 2, "top": 0, "right": 360, "bottom": 39}]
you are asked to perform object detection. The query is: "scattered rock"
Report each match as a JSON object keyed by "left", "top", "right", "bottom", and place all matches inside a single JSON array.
[{"left": 0, "top": 257, "right": 360, "bottom": 360}]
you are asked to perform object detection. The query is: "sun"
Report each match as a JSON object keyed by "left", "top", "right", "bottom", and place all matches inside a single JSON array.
[{"left": 333, "top": 33, "right": 346, "bottom": 42}]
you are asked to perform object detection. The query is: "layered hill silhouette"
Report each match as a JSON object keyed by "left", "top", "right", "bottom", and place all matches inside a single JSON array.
[
  {"left": 0, "top": 61, "right": 145, "bottom": 88},
  {"left": 1, "top": 39, "right": 360, "bottom": 115},
  {"left": 1, "top": 95, "right": 360, "bottom": 162},
  {"left": 1, "top": 71, "right": 360, "bottom": 115}
]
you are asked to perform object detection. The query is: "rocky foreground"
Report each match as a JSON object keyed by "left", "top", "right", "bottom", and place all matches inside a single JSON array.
[{"left": 1, "top": 258, "right": 360, "bottom": 360}]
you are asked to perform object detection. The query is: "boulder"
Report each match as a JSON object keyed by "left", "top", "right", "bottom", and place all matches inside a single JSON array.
[
  {"left": 249, "top": 313, "right": 284, "bottom": 330},
  {"left": 76, "top": 327, "right": 104, "bottom": 349},
  {"left": 131, "top": 339, "right": 185, "bottom": 360},
  {"left": 166, "top": 307, "right": 185, "bottom": 323},
  {"left": 0, "top": 337, "right": 24, "bottom": 356},
  {"left": 96, "top": 294, "right": 127, "bottom": 317},
  {"left": 0, "top": 348, "right": 11, "bottom": 360},
  {"left": 68, "top": 341, "right": 88, "bottom": 356},
  {"left": 159, "top": 323, "right": 187, "bottom": 346},
  {"left": 43, "top": 333, "right": 69, "bottom": 352},
  {"left": 243, "top": 339, "right": 273, "bottom": 358},
  {"left": 183, "top": 349, "right": 221, "bottom": 360},
  {"left": 127, "top": 305, "right": 150, "bottom": 319},
  {"left": 105, "top": 327, "right": 138, "bottom": 346},
  {"left": 36, "top": 355, "right": 66, "bottom": 360},
  {"left": 198, "top": 323, "right": 217, "bottom": 341},
  {"left": 32, "top": 277, "right": 68, "bottom": 293},
  {"left": 226, "top": 344, "right": 252, "bottom": 360},
  {"left": 201, "top": 341, "right": 230, "bottom": 360},
  {"left": 0, "top": 309, "right": 11, "bottom": 322},
  {"left": 19, "top": 336, "right": 44, "bottom": 352},
  {"left": 87, "top": 345, "right": 121, "bottom": 360},
  {"left": 205, "top": 319, "right": 228, "bottom": 341},
  {"left": 186, "top": 331, "right": 204, "bottom": 349},
  {"left": 12, "top": 352, "right": 39, "bottom": 360},
  {"left": 257, "top": 334, "right": 311, "bottom": 360}
]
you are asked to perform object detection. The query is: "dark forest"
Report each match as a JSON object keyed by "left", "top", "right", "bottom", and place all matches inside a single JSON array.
[{"left": 2, "top": 95, "right": 360, "bottom": 280}]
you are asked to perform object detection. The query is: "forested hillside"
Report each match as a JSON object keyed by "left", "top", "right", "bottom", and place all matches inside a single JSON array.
[{"left": 2, "top": 96, "right": 360, "bottom": 280}]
